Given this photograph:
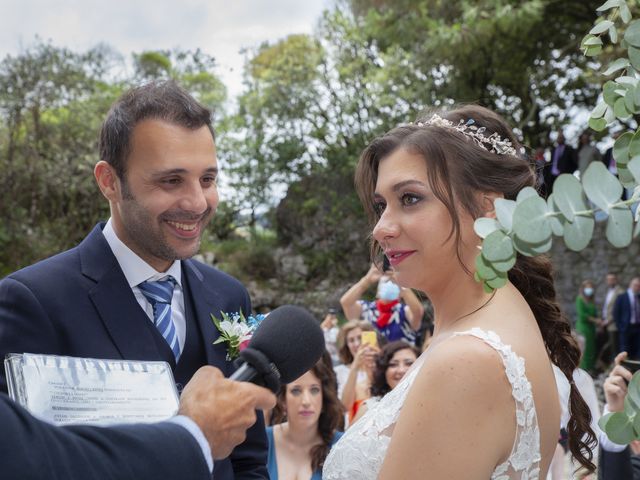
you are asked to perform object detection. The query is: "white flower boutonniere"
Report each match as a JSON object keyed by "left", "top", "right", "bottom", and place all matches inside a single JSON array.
[{"left": 211, "top": 311, "right": 266, "bottom": 360}]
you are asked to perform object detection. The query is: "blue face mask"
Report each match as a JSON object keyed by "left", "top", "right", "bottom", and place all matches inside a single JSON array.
[
  {"left": 379, "top": 281, "right": 401, "bottom": 301},
  {"left": 584, "top": 287, "right": 594, "bottom": 297}
]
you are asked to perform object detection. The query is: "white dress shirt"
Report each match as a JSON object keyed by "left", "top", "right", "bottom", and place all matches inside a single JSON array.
[{"left": 102, "top": 219, "right": 187, "bottom": 354}]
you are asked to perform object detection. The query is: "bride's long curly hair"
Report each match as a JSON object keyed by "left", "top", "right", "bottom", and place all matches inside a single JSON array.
[{"left": 354, "top": 104, "right": 596, "bottom": 472}]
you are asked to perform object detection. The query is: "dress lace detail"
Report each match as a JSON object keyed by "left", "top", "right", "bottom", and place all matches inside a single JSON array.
[{"left": 323, "top": 328, "right": 541, "bottom": 479}]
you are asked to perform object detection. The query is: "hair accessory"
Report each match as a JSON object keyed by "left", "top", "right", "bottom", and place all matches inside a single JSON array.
[{"left": 416, "top": 114, "right": 518, "bottom": 156}]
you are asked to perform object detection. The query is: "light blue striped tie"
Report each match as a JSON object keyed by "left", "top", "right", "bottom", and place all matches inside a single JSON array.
[{"left": 138, "top": 277, "right": 180, "bottom": 362}]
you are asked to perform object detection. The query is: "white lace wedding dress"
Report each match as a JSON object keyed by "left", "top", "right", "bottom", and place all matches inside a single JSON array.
[{"left": 323, "top": 328, "right": 541, "bottom": 479}]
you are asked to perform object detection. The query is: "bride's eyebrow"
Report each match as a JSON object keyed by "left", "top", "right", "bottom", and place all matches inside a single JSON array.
[{"left": 391, "top": 180, "right": 426, "bottom": 192}]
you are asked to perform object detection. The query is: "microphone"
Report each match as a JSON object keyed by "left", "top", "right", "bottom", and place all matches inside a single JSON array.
[{"left": 229, "top": 305, "right": 325, "bottom": 393}]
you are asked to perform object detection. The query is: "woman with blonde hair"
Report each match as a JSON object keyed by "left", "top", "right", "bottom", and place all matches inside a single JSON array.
[{"left": 334, "top": 320, "right": 378, "bottom": 425}]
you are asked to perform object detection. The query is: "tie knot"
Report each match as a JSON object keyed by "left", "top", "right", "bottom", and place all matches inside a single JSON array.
[{"left": 139, "top": 277, "right": 176, "bottom": 305}]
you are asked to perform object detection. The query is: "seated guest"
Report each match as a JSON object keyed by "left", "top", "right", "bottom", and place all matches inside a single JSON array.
[
  {"left": 599, "top": 351, "right": 640, "bottom": 479},
  {"left": 352, "top": 341, "right": 419, "bottom": 423},
  {"left": 267, "top": 352, "right": 344, "bottom": 479},
  {"left": 333, "top": 320, "right": 378, "bottom": 425},
  {"left": 340, "top": 263, "right": 424, "bottom": 344}
]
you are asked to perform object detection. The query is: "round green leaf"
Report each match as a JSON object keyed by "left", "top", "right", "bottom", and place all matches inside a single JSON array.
[
  {"left": 614, "top": 131, "right": 633, "bottom": 165},
  {"left": 629, "top": 45, "right": 640, "bottom": 70},
  {"left": 618, "top": 165, "right": 637, "bottom": 188},
  {"left": 475, "top": 253, "right": 498, "bottom": 280},
  {"left": 486, "top": 274, "right": 508, "bottom": 289},
  {"left": 512, "top": 195, "right": 551, "bottom": 244},
  {"left": 582, "top": 161, "right": 623, "bottom": 211},
  {"left": 588, "top": 117, "right": 607, "bottom": 131},
  {"left": 564, "top": 215, "right": 595, "bottom": 251},
  {"left": 482, "top": 230, "right": 515, "bottom": 262},
  {"left": 603, "top": 81, "right": 619, "bottom": 106},
  {"left": 553, "top": 174, "right": 588, "bottom": 222},
  {"left": 605, "top": 105, "right": 617, "bottom": 123},
  {"left": 621, "top": 3, "right": 632, "bottom": 24},
  {"left": 591, "top": 101, "right": 607, "bottom": 119},
  {"left": 625, "top": 88, "right": 640, "bottom": 114},
  {"left": 614, "top": 97, "right": 631, "bottom": 119},
  {"left": 583, "top": 34, "right": 604, "bottom": 46},
  {"left": 627, "top": 372, "right": 640, "bottom": 412},
  {"left": 607, "top": 206, "right": 633, "bottom": 247},
  {"left": 491, "top": 255, "right": 517, "bottom": 273},
  {"left": 610, "top": 26, "right": 618, "bottom": 44},
  {"left": 629, "top": 131, "right": 640, "bottom": 160},
  {"left": 627, "top": 156, "right": 640, "bottom": 184},
  {"left": 474, "top": 217, "right": 501, "bottom": 239},
  {"left": 616, "top": 76, "right": 638, "bottom": 87},
  {"left": 591, "top": 20, "right": 614, "bottom": 35},
  {"left": 597, "top": 0, "right": 621, "bottom": 12},
  {"left": 600, "top": 412, "right": 637, "bottom": 445},
  {"left": 512, "top": 235, "right": 553, "bottom": 256},
  {"left": 625, "top": 20, "right": 640, "bottom": 47},
  {"left": 495, "top": 198, "right": 517, "bottom": 232},
  {"left": 546, "top": 195, "right": 566, "bottom": 237},
  {"left": 516, "top": 187, "right": 539, "bottom": 203}
]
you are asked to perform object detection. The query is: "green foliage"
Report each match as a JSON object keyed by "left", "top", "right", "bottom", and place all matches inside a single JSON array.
[{"left": 599, "top": 371, "right": 640, "bottom": 444}]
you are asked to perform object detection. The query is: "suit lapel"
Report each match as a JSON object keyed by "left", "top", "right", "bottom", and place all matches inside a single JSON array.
[
  {"left": 80, "top": 224, "right": 168, "bottom": 362},
  {"left": 183, "top": 260, "right": 229, "bottom": 369}
]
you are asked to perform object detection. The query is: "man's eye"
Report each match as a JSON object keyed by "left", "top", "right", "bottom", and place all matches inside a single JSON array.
[
  {"left": 202, "top": 176, "right": 217, "bottom": 185},
  {"left": 162, "top": 178, "right": 181, "bottom": 185}
]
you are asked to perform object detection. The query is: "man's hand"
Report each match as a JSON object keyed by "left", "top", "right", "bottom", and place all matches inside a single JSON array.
[
  {"left": 604, "top": 352, "right": 633, "bottom": 413},
  {"left": 179, "top": 366, "right": 276, "bottom": 460}
]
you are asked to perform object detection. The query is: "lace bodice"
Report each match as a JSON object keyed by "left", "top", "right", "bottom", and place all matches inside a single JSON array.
[{"left": 323, "top": 328, "right": 541, "bottom": 479}]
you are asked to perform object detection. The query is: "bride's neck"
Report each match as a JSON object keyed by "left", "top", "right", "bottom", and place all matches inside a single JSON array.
[{"left": 429, "top": 273, "right": 495, "bottom": 334}]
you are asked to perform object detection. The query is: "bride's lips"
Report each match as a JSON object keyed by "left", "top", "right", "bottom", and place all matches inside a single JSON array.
[{"left": 385, "top": 250, "right": 416, "bottom": 266}]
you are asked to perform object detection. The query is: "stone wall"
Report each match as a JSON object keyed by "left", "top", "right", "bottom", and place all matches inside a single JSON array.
[{"left": 549, "top": 221, "right": 640, "bottom": 323}]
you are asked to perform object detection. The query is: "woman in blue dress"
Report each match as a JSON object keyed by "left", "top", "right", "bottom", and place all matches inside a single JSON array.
[{"left": 266, "top": 352, "right": 344, "bottom": 479}]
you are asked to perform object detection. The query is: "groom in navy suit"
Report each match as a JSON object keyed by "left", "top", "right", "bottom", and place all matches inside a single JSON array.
[{"left": 0, "top": 81, "right": 267, "bottom": 479}]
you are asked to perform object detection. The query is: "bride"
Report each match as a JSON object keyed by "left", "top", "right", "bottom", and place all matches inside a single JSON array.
[{"left": 323, "top": 105, "right": 595, "bottom": 479}]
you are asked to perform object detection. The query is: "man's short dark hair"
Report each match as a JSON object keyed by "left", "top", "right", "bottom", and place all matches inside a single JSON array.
[{"left": 99, "top": 80, "right": 215, "bottom": 179}]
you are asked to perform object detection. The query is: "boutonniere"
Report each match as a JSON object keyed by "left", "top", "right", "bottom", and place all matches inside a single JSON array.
[{"left": 211, "top": 311, "right": 266, "bottom": 360}]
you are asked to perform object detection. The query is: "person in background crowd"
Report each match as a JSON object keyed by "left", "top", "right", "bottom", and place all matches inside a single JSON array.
[
  {"left": 320, "top": 308, "right": 341, "bottom": 366},
  {"left": 340, "top": 263, "right": 424, "bottom": 344},
  {"left": 543, "top": 130, "right": 577, "bottom": 191},
  {"left": 614, "top": 277, "right": 640, "bottom": 359},
  {"left": 333, "top": 320, "right": 378, "bottom": 426},
  {"left": 267, "top": 352, "right": 344, "bottom": 479},
  {"left": 577, "top": 130, "right": 602, "bottom": 177},
  {"left": 598, "top": 352, "right": 640, "bottom": 479},
  {"left": 575, "top": 279, "right": 602, "bottom": 373},
  {"left": 600, "top": 273, "right": 626, "bottom": 365},
  {"left": 352, "top": 341, "right": 420, "bottom": 423}
]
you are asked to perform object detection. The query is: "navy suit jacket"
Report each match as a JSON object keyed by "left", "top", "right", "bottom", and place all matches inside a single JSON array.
[
  {"left": 0, "top": 223, "right": 267, "bottom": 479},
  {"left": 614, "top": 291, "right": 635, "bottom": 333},
  {"left": 1, "top": 393, "right": 210, "bottom": 480}
]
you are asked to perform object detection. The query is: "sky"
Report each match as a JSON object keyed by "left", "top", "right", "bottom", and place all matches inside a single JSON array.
[{"left": 0, "top": 0, "right": 331, "bottom": 98}]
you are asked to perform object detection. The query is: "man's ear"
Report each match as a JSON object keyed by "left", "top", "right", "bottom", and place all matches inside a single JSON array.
[
  {"left": 480, "top": 192, "right": 504, "bottom": 219},
  {"left": 94, "top": 161, "right": 121, "bottom": 202}
]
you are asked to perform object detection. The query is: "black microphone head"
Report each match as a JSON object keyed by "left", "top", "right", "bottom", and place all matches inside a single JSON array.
[{"left": 239, "top": 305, "right": 325, "bottom": 391}]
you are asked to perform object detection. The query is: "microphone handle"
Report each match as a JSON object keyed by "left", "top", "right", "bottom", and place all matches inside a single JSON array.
[{"left": 229, "top": 361, "right": 259, "bottom": 383}]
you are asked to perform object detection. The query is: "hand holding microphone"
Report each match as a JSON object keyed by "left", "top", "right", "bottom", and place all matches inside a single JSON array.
[{"left": 179, "top": 305, "right": 325, "bottom": 460}]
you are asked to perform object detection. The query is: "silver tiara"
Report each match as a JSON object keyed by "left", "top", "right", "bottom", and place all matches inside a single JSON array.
[{"left": 416, "top": 114, "right": 517, "bottom": 156}]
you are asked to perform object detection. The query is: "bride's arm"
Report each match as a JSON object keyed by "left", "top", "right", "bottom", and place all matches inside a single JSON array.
[{"left": 378, "top": 336, "right": 516, "bottom": 480}]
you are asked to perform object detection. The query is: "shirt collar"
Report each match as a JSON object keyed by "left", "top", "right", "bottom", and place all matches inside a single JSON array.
[{"left": 102, "top": 218, "right": 182, "bottom": 288}]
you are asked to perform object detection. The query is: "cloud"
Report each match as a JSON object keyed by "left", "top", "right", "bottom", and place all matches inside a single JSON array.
[{"left": 0, "top": 0, "right": 329, "bottom": 96}]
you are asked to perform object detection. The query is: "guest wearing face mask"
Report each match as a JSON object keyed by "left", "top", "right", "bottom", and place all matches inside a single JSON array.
[
  {"left": 340, "top": 263, "right": 424, "bottom": 344},
  {"left": 576, "top": 279, "right": 602, "bottom": 373}
]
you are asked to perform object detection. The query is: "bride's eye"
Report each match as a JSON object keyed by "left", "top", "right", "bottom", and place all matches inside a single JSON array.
[{"left": 401, "top": 193, "right": 422, "bottom": 207}]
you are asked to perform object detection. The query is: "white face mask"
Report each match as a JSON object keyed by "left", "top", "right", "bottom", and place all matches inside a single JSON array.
[{"left": 583, "top": 287, "right": 594, "bottom": 297}]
